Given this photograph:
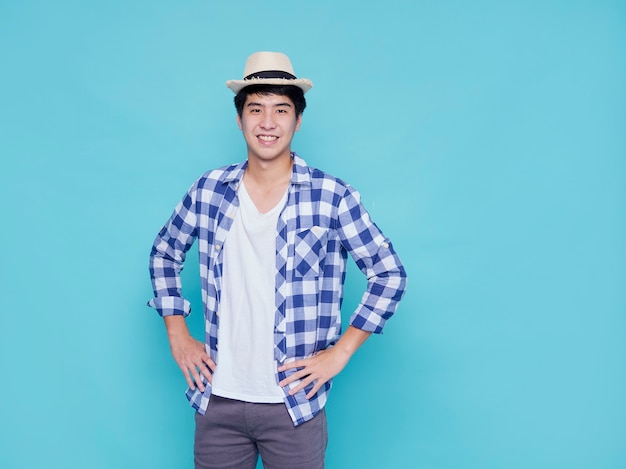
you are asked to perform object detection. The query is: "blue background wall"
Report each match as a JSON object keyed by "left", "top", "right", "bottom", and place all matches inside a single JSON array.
[{"left": 1, "top": 1, "right": 625, "bottom": 468}]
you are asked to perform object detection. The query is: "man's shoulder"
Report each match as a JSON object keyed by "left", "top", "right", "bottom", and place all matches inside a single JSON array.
[
  {"left": 199, "top": 162, "right": 243, "bottom": 181},
  {"left": 310, "top": 166, "right": 346, "bottom": 183},
  {"left": 193, "top": 161, "right": 246, "bottom": 189},
  {"left": 294, "top": 155, "right": 352, "bottom": 194}
]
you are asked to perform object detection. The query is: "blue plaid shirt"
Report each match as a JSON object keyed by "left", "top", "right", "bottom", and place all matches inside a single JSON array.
[{"left": 148, "top": 154, "right": 407, "bottom": 425}]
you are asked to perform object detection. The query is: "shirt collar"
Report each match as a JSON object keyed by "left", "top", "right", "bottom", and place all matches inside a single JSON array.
[{"left": 221, "top": 152, "right": 312, "bottom": 187}]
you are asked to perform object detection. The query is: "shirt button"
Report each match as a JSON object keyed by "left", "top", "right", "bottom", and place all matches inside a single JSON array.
[
  {"left": 215, "top": 244, "right": 221, "bottom": 251},
  {"left": 382, "top": 242, "right": 389, "bottom": 249}
]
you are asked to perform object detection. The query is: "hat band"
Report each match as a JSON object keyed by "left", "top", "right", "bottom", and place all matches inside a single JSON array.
[{"left": 244, "top": 70, "right": 297, "bottom": 80}]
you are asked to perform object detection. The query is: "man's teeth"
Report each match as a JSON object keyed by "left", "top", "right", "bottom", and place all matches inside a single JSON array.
[{"left": 258, "top": 135, "right": 278, "bottom": 142}]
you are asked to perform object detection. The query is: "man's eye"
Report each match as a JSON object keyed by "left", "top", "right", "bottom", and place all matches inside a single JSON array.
[{"left": 277, "top": 109, "right": 287, "bottom": 113}]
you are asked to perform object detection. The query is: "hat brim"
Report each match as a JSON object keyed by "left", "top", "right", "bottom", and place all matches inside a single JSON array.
[{"left": 226, "top": 77, "right": 313, "bottom": 94}]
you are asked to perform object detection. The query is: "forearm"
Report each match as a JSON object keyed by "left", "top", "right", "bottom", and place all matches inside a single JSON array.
[
  {"left": 333, "top": 326, "right": 371, "bottom": 358},
  {"left": 164, "top": 315, "right": 192, "bottom": 339}
]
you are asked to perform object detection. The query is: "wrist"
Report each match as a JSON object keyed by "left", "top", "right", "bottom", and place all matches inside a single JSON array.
[
  {"left": 164, "top": 315, "right": 190, "bottom": 338},
  {"left": 336, "top": 326, "right": 371, "bottom": 356}
]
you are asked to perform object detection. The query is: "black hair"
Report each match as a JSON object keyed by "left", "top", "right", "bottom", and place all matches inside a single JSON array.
[{"left": 234, "top": 84, "right": 306, "bottom": 118}]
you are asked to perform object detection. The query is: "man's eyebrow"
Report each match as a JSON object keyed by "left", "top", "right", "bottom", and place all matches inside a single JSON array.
[{"left": 245, "top": 101, "right": 293, "bottom": 108}]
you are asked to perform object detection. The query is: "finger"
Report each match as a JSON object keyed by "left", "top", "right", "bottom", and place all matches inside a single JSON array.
[
  {"left": 278, "top": 360, "right": 305, "bottom": 372},
  {"left": 190, "top": 368, "right": 206, "bottom": 392},
  {"left": 198, "top": 363, "right": 214, "bottom": 384},
  {"left": 279, "top": 368, "right": 308, "bottom": 390},
  {"left": 203, "top": 356, "right": 217, "bottom": 372},
  {"left": 288, "top": 375, "right": 317, "bottom": 396},
  {"left": 279, "top": 368, "right": 310, "bottom": 387},
  {"left": 306, "top": 380, "right": 324, "bottom": 399},
  {"left": 182, "top": 361, "right": 206, "bottom": 392},
  {"left": 182, "top": 367, "right": 196, "bottom": 390}
]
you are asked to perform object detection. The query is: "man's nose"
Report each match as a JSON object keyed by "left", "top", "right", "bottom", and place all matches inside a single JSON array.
[{"left": 260, "top": 112, "right": 276, "bottom": 129}]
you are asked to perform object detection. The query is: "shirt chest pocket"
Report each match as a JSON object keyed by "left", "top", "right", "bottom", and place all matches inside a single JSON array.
[{"left": 293, "top": 226, "right": 328, "bottom": 278}]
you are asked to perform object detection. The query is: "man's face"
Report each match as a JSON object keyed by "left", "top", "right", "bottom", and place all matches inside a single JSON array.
[{"left": 237, "top": 92, "right": 302, "bottom": 164}]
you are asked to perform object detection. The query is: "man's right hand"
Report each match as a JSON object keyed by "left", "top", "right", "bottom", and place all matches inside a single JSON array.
[{"left": 164, "top": 316, "right": 216, "bottom": 392}]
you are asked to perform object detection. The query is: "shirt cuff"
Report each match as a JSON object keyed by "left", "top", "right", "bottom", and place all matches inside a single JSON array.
[
  {"left": 349, "top": 306, "right": 386, "bottom": 334},
  {"left": 147, "top": 296, "right": 191, "bottom": 318}
]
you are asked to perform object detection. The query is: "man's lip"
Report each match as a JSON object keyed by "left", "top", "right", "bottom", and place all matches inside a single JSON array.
[{"left": 257, "top": 135, "right": 279, "bottom": 142}]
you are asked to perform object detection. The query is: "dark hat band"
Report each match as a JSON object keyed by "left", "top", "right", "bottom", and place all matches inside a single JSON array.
[{"left": 244, "top": 70, "right": 297, "bottom": 80}]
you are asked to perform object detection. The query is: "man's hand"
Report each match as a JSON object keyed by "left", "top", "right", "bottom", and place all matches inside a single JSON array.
[
  {"left": 277, "top": 326, "right": 371, "bottom": 399},
  {"left": 164, "top": 316, "right": 215, "bottom": 392},
  {"left": 278, "top": 347, "right": 350, "bottom": 399}
]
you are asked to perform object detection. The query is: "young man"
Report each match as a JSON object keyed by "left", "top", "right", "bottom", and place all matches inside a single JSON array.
[{"left": 148, "top": 51, "right": 407, "bottom": 469}]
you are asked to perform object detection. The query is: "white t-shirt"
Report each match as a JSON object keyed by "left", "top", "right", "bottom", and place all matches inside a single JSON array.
[{"left": 210, "top": 180, "right": 288, "bottom": 403}]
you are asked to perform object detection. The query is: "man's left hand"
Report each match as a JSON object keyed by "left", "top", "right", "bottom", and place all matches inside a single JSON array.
[
  {"left": 277, "top": 326, "right": 372, "bottom": 399},
  {"left": 277, "top": 347, "right": 351, "bottom": 399}
]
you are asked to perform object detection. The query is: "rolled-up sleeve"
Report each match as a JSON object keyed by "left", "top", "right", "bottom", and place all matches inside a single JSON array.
[
  {"left": 336, "top": 185, "right": 407, "bottom": 333},
  {"left": 147, "top": 181, "right": 199, "bottom": 317}
]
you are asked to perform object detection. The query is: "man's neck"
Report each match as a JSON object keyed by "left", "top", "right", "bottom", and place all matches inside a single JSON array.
[
  {"left": 245, "top": 153, "right": 293, "bottom": 189},
  {"left": 242, "top": 153, "right": 293, "bottom": 214}
]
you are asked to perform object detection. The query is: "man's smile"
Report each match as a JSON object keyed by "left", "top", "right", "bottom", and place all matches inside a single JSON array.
[{"left": 258, "top": 135, "right": 279, "bottom": 142}]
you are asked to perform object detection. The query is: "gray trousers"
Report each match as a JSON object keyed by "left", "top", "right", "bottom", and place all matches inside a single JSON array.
[{"left": 194, "top": 395, "right": 328, "bottom": 469}]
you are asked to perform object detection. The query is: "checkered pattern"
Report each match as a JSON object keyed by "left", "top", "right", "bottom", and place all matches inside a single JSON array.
[{"left": 148, "top": 154, "right": 407, "bottom": 426}]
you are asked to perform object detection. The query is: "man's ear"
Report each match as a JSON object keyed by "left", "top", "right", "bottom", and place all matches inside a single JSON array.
[
  {"left": 236, "top": 114, "right": 242, "bottom": 130},
  {"left": 295, "top": 114, "right": 302, "bottom": 132}
]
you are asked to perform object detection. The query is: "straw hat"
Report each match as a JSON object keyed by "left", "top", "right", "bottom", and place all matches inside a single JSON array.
[{"left": 226, "top": 51, "right": 313, "bottom": 94}]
